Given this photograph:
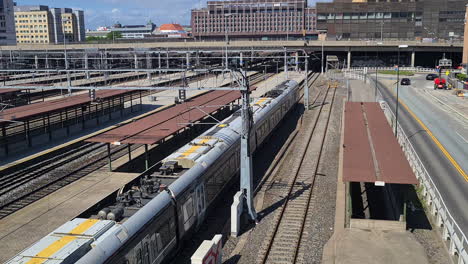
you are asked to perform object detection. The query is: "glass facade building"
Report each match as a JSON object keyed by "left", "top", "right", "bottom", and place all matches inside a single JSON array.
[{"left": 317, "top": 0, "right": 468, "bottom": 40}]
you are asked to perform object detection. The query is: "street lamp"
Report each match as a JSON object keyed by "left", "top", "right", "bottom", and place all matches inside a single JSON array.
[
  {"left": 375, "top": 42, "right": 383, "bottom": 101},
  {"left": 224, "top": 13, "right": 234, "bottom": 69},
  {"left": 321, "top": 41, "right": 324, "bottom": 74},
  {"left": 62, "top": 18, "right": 72, "bottom": 96},
  {"left": 395, "top": 44, "right": 408, "bottom": 137}
]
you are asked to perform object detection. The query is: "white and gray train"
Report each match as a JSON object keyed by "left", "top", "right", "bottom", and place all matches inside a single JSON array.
[{"left": 7, "top": 80, "right": 300, "bottom": 264}]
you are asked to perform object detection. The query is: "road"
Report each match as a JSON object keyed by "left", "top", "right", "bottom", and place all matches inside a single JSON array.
[{"left": 374, "top": 74, "right": 468, "bottom": 236}]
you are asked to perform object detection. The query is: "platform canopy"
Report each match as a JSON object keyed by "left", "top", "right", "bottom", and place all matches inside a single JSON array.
[
  {"left": 0, "top": 89, "right": 131, "bottom": 123},
  {"left": 343, "top": 102, "right": 418, "bottom": 185},
  {"left": 86, "top": 87, "right": 254, "bottom": 145}
]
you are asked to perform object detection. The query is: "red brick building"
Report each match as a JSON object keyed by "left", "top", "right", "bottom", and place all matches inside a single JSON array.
[{"left": 191, "top": 0, "right": 317, "bottom": 40}]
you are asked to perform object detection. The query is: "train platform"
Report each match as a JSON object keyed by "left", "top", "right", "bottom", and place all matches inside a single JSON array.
[
  {"left": 86, "top": 71, "right": 301, "bottom": 145},
  {"left": 0, "top": 170, "right": 140, "bottom": 263},
  {"left": 321, "top": 76, "right": 433, "bottom": 264},
  {"left": 0, "top": 71, "right": 209, "bottom": 159},
  {"left": 321, "top": 101, "right": 426, "bottom": 264},
  {"left": 0, "top": 71, "right": 279, "bottom": 262},
  {"left": 0, "top": 72, "right": 259, "bottom": 168},
  {"left": 5, "top": 72, "right": 100, "bottom": 86}
]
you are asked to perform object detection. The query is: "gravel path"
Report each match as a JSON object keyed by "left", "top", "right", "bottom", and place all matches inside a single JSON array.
[{"left": 298, "top": 83, "right": 345, "bottom": 264}]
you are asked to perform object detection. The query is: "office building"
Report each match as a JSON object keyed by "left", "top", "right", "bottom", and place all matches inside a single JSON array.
[
  {"left": 111, "top": 22, "right": 156, "bottom": 39},
  {"left": 0, "top": 0, "right": 16, "bottom": 45},
  {"left": 14, "top": 5, "right": 85, "bottom": 44},
  {"left": 191, "top": 0, "right": 317, "bottom": 40},
  {"left": 316, "top": 0, "right": 468, "bottom": 40}
]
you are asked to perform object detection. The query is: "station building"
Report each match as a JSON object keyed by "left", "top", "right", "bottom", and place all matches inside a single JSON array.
[
  {"left": 191, "top": 0, "right": 317, "bottom": 40},
  {"left": 14, "top": 5, "right": 85, "bottom": 44},
  {"left": 316, "top": 0, "right": 468, "bottom": 41}
]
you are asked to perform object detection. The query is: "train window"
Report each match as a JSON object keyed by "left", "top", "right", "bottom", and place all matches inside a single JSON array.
[
  {"left": 144, "top": 242, "right": 150, "bottom": 264},
  {"left": 183, "top": 197, "right": 194, "bottom": 224},
  {"left": 137, "top": 248, "right": 142, "bottom": 264},
  {"left": 159, "top": 222, "right": 172, "bottom": 248},
  {"left": 201, "top": 184, "right": 206, "bottom": 210},
  {"left": 151, "top": 234, "right": 158, "bottom": 256},
  {"left": 156, "top": 233, "right": 163, "bottom": 252},
  {"left": 125, "top": 252, "right": 133, "bottom": 264}
]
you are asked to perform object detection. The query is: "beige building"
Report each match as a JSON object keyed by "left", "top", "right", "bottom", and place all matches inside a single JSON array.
[
  {"left": 14, "top": 7, "right": 52, "bottom": 44},
  {"left": 14, "top": 5, "right": 85, "bottom": 44}
]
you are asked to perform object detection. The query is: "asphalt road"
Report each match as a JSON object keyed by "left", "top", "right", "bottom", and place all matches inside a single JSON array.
[{"left": 373, "top": 74, "right": 468, "bottom": 236}]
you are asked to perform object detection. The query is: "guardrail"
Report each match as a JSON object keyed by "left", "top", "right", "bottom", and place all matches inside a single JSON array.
[
  {"left": 348, "top": 67, "right": 439, "bottom": 73},
  {"left": 341, "top": 69, "right": 468, "bottom": 264}
]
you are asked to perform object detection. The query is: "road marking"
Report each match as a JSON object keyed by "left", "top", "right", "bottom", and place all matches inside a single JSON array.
[
  {"left": 391, "top": 87, "right": 468, "bottom": 182},
  {"left": 423, "top": 89, "right": 468, "bottom": 125},
  {"left": 456, "top": 132, "right": 468, "bottom": 144}
]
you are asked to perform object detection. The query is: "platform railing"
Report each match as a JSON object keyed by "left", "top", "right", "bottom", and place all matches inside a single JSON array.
[{"left": 346, "top": 67, "right": 438, "bottom": 73}]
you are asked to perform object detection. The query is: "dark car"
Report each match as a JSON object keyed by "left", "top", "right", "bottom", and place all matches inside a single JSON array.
[
  {"left": 426, "top": 74, "right": 438, "bottom": 80},
  {"left": 401, "top": 78, "right": 411, "bottom": 85}
]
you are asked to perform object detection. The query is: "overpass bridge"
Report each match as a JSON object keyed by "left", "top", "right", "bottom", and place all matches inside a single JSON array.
[{"left": 0, "top": 40, "right": 462, "bottom": 71}]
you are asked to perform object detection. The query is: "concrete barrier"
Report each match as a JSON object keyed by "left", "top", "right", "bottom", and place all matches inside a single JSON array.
[{"left": 191, "top": 234, "right": 223, "bottom": 264}]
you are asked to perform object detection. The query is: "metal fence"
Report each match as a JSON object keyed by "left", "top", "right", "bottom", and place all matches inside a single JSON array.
[{"left": 348, "top": 67, "right": 439, "bottom": 73}]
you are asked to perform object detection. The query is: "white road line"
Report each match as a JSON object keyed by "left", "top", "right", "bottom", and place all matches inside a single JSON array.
[
  {"left": 456, "top": 131, "right": 468, "bottom": 144},
  {"left": 423, "top": 89, "right": 468, "bottom": 125}
]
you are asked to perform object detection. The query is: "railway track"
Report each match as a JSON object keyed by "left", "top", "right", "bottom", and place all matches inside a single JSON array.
[
  {"left": 0, "top": 142, "right": 141, "bottom": 219},
  {"left": 257, "top": 80, "right": 338, "bottom": 264},
  {"left": 0, "top": 72, "right": 268, "bottom": 219},
  {"left": 253, "top": 72, "right": 321, "bottom": 196}
]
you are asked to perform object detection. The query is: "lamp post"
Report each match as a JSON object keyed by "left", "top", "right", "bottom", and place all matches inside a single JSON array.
[
  {"left": 224, "top": 13, "right": 233, "bottom": 69},
  {"left": 62, "top": 18, "right": 71, "bottom": 96},
  {"left": 321, "top": 41, "right": 324, "bottom": 74},
  {"left": 375, "top": 51, "right": 378, "bottom": 101},
  {"left": 375, "top": 42, "right": 383, "bottom": 101},
  {"left": 395, "top": 44, "right": 408, "bottom": 137}
]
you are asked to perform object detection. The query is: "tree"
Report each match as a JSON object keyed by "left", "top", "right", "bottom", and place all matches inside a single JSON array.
[
  {"left": 86, "top": 36, "right": 104, "bottom": 42},
  {"left": 106, "top": 31, "right": 122, "bottom": 40}
]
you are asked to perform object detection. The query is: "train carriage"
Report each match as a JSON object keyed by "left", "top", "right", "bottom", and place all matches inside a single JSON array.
[{"left": 6, "top": 80, "right": 300, "bottom": 264}]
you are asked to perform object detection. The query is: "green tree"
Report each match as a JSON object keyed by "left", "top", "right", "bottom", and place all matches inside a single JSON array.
[
  {"left": 106, "top": 31, "right": 122, "bottom": 40},
  {"left": 86, "top": 36, "right": 104, "bottom": 42}
]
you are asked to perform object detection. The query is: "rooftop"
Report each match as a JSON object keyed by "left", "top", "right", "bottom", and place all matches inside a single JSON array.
[{"left": 342, "top": 102, "right": 418, "bottom": 185}]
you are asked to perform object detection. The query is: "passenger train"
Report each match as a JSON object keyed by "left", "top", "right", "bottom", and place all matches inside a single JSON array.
[{"left": 7, "top": 80, "right": 300, "bottom": 264}]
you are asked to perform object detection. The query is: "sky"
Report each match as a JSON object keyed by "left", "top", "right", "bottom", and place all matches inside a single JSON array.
[{"left": 15, "top": 0, "right": 331, "bottom": 30}]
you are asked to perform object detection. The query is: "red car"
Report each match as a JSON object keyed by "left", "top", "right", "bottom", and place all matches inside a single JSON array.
[{"left": 434, "top": 78, "right": 447, "bottom": 89}]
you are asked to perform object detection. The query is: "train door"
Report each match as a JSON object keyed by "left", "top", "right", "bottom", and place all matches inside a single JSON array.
[{"left": 195, "top": 183, "right": 206, "bottom": 225}]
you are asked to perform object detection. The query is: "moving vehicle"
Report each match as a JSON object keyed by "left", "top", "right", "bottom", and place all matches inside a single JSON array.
[
  {"left": 400, "top": 78, "right": 411, "bottom": 85},
  {"left": 434, "top": 78, "right": 447, "bottom": 89},
  {"left": 426, "top": 73, "right": 438, "bottom": 80},
  {"left": 6, "top": 80, "right": 301, "bottom": 264}
]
